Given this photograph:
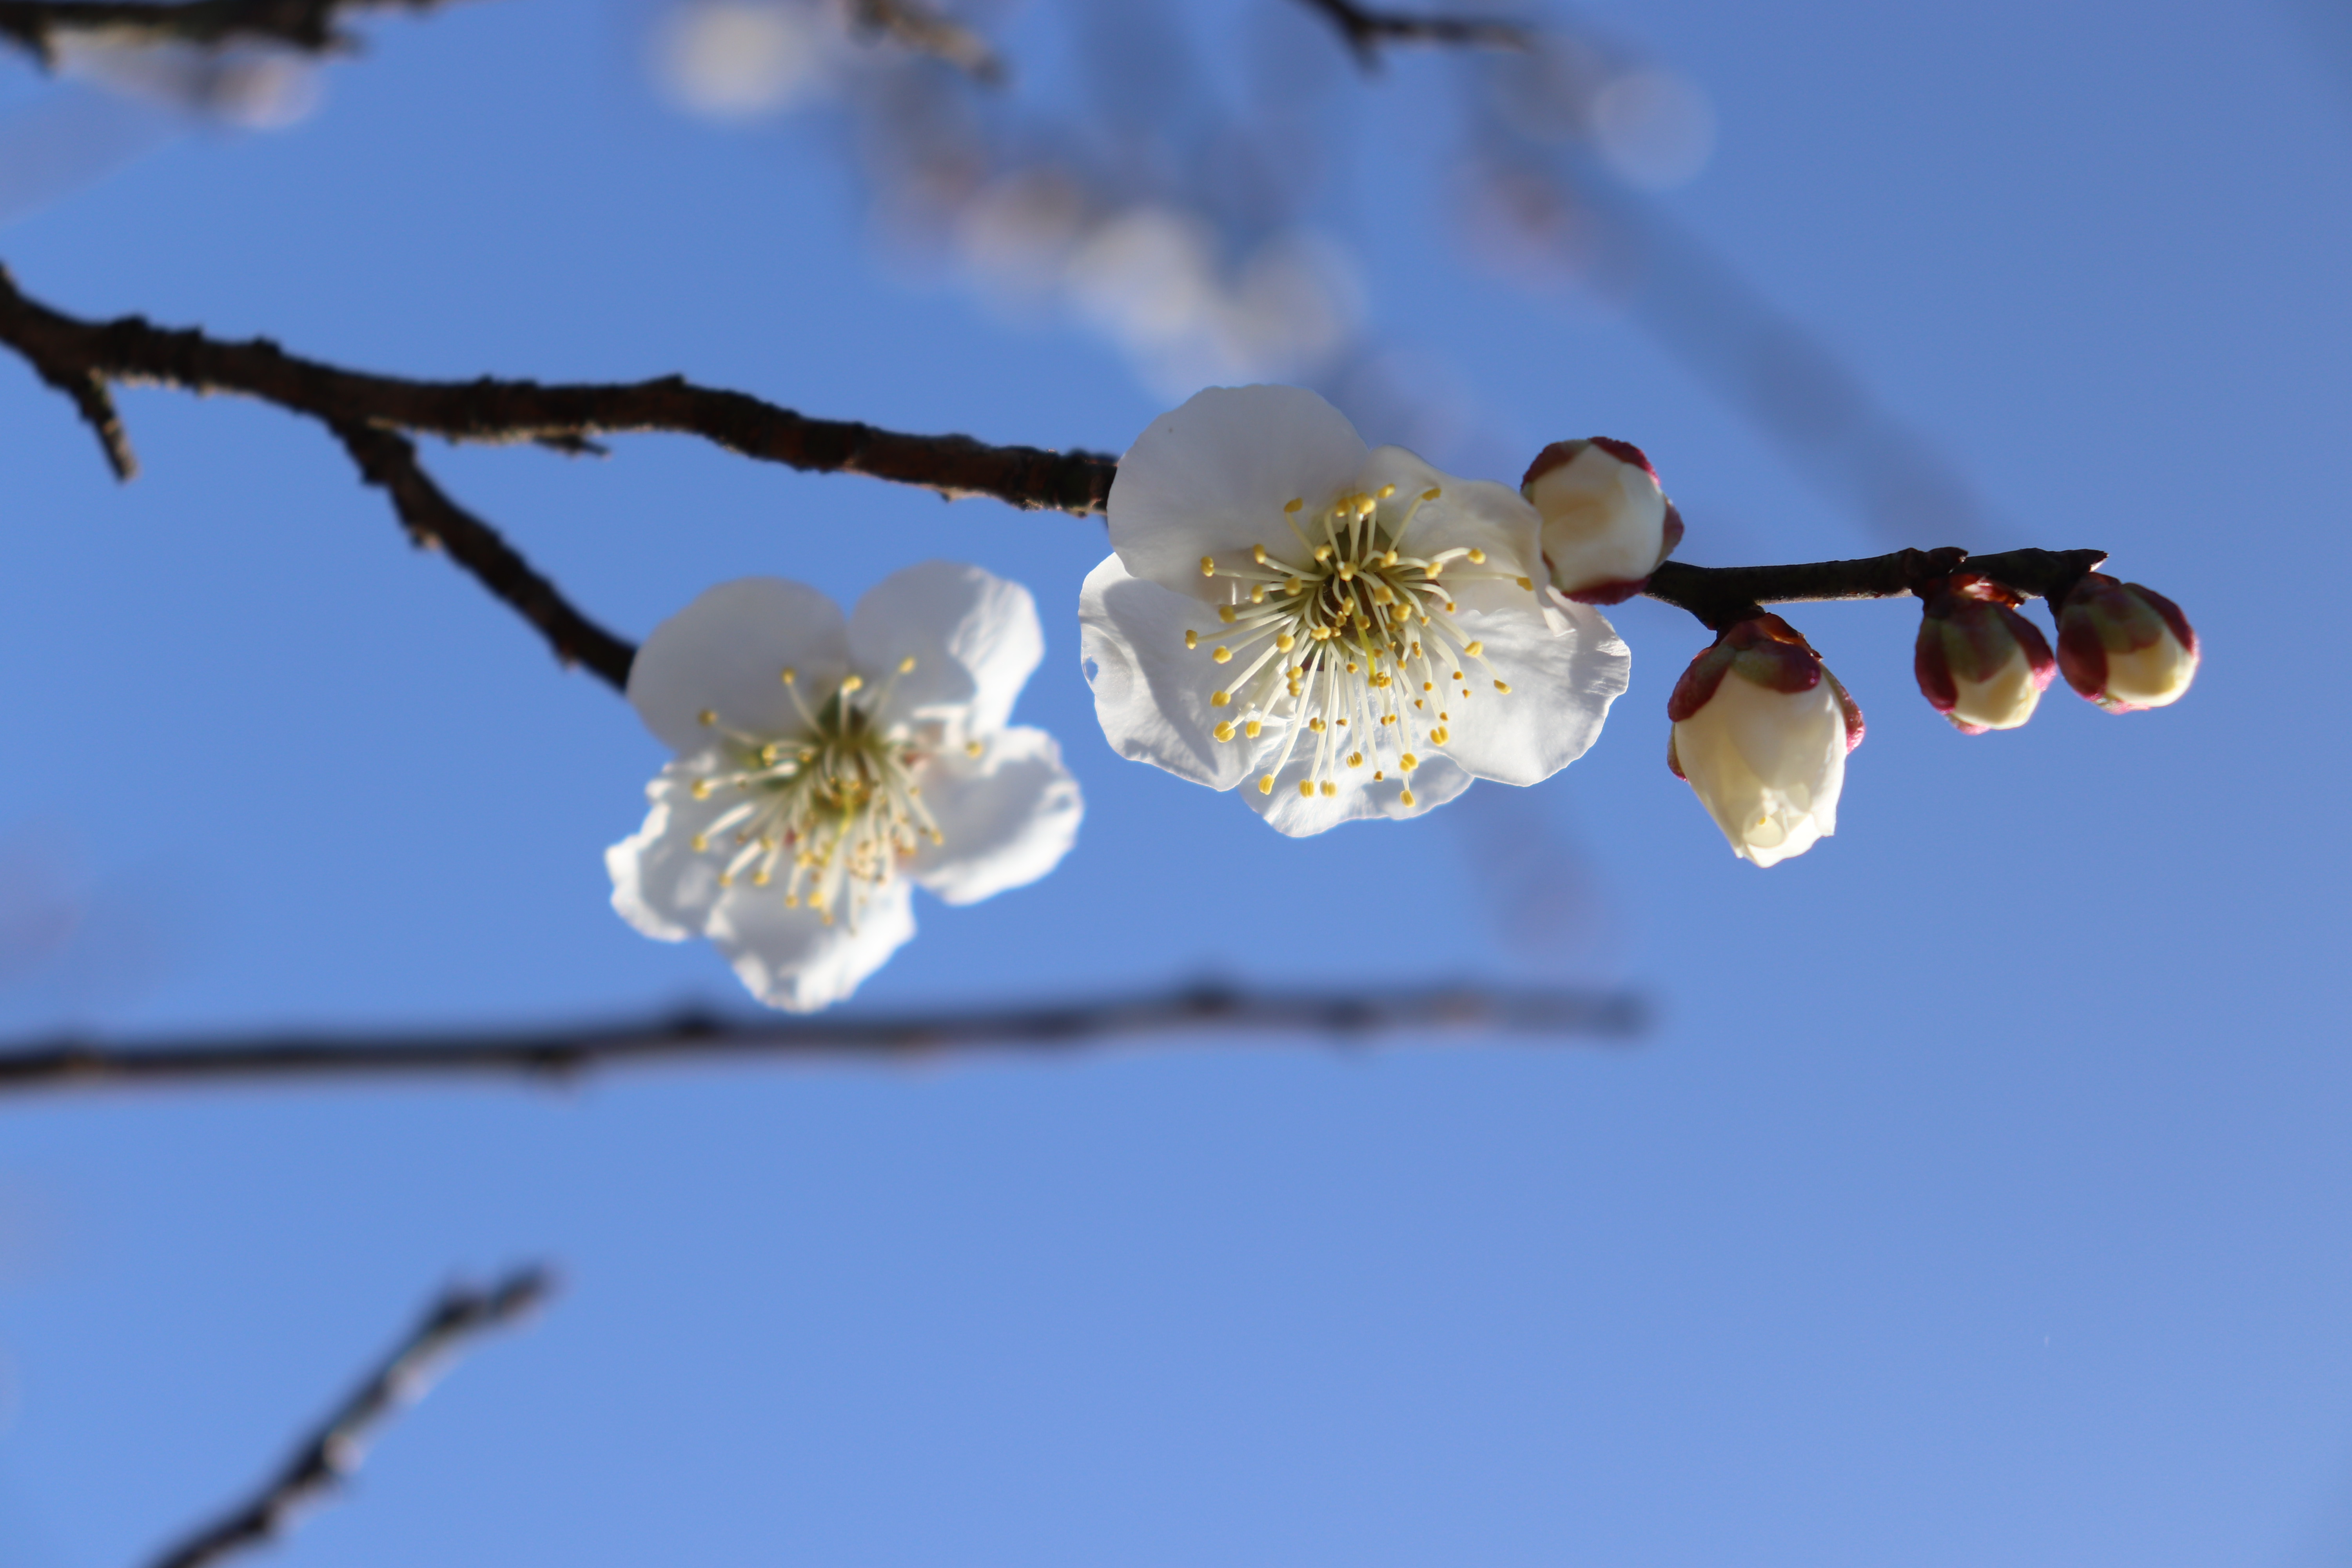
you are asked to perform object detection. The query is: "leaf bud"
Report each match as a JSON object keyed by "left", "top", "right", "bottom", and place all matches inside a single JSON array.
[
  {"left": 1666, "top": 613, "right": 1862, "bottom": 868},
  {"left": 1521, "top": 437, "right": 1684, "bottom": 605},
  {"left": 1913, "top": 573, "right": 2056, "bottom": 734}
]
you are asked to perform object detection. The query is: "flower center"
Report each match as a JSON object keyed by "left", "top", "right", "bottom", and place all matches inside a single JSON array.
[
  {"left": 684, "top": 659, "right": 946, "bottom": 926},
  {"left": 1191, "top": 485, "right": 1536, "bottom": 802}
]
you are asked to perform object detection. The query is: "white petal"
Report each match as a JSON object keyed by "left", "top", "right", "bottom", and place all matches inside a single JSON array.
[
  {"left": 1108, "top": 385, "right": 1368, "bottom": 599},
  {"left": 707, "top": 877, "right": 918, "bottom": 1012},
  {"left": 849, "top": 560, "right": 1045, "bottom": 742},
  {"left": 1078, "top": 555, "right": 1251, "bottom": 791},
  {"left": 1434, "top": 600, "right": 1631, "bottom": 786},
  {"left": 604, "top": 757, "right": 736, "bottom": 940},
  {"left": 908, "top": 726, "right": 1084, "bottom": 905},
  {"left": 1242, "top": 750, "right": 1473, "bottom": 836},
  {"left": 1673, "top": 675, "right": 1846, "bottom": 867},
  {"left": 1527, "top": 444, "right": 1668, "bottom": 596},
  {"left": 629, "top": 577, "right": 849, "bottom": 755}
]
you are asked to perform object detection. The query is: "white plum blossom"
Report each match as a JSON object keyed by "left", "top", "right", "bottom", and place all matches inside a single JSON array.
[
  {"left": 1519, "top": 437, "right": 1684, "bottom": 604},
  {"left": 1080, "top": 385, "right": 1630, "bottom": 836},
  {"left": 608, "top": 561, "right": 1083, "bottom": 1011},
  {"left": 1668, "top": 614, "right": 1863, "bottom": 868}
]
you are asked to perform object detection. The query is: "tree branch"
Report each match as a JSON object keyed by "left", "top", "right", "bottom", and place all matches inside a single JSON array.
[
  {"left": 142, "top": 1268, "right": 552, "bottom": 1568},
  {"left": 0, "top": 0, "right": 465, "bottom": 68},
  {"left": 1643, "top": 546, "right": 2111, "bottom": 632},
  {"left": 0, "top": 983, "right": 1642, "bottom": 1096},
  {"left": 331, "top": 419, "right": 636, "bottom": 689},
  {"left": 0, "top": 263, "right": 1118, "bottom": 514},
  {"left": 1291, "top": 0, "right": 1526, "bottom": 70},
  {"left": 850, "top": 0, "right": 1004, "bottom": 84}
]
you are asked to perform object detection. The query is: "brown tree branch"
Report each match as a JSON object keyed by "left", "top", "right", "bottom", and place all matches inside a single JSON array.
[
  {"left": 851, "top": 0, "right": 1004, "bottom": 84},
  {"left": 142, "top": 1269, "right": 552, "bottom": 1568},
  {"left": 1291, "top": 0, "right": 1527, "bottom": 70},
  {"left": 0, "top": 263, "right": 1119, "bottom": 514},
  {"left": 0, "top": 983, "right": 1643, "bottom": 1095},
  {"left": 1644, "top": 546, "right": 2111, "bottom": 632},
  {"left": 331, "top": 419, "right": 637, "bottom": 689},
  {"left": 0, "top": 0, "right": 465, "bottom": 67}
]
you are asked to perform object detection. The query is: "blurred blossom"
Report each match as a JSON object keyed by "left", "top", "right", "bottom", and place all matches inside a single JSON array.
[
  {"left": 1590, "top": 68, "right": 1715, "bottom": 189},
  {"left": 53, "top": 34, "right": 320, "bottom": 130},
  {"left": 655, "top": 0, "right": 834, "bottom": 118}
]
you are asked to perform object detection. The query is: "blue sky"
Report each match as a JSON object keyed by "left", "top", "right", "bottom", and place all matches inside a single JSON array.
[{"left": 1, "top": 0, "right": 2348, "bottom": 1563}]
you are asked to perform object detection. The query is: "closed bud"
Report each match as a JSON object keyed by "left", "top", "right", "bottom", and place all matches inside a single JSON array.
[
  {"left": 1666, "top": 614, "right": 1863, "bottom": 868},
  {"left": 1521, "top": 437, "right": 1684, "bottom": 605},
  {"left": 2055, "top": 573, "right": 2199, "bottom": 713},
  {"left": 1913, "top": 573, "right": 2056, "bottom": 734}
]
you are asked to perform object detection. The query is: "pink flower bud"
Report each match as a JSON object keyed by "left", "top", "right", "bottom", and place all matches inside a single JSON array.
[
  {"left": 1913, "top": 573, "right": 2056, "bottom": 734},
  {"left": 2055, "top": 573, "right": 2199, "bottom": 713},
  {"left": 1521, "top": 437, "right": 1684, "bottom": 605},
  {"left": 1666, "top": 614, "right": 1862, "bottom": 868}
]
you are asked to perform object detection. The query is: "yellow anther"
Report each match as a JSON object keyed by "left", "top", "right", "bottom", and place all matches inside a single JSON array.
[
  {"left": 1309, "top": 717, "right": 1326, "bottom": 732},
  {"left": 690, "top": 779, "right": 712, "bottom": 800},
  {"left": 717, "top": 872, "right": 734, "bottom": 888},
  {"left": 1467, "top": 548, "right": 1486, "bottom": 564},
  {"left": 697, "top": 708, "right": 717, "bottom": 726},
  {"left": 1338, "top": 561, "right": 1356, "bottom": 580},
  {"left": 1252, "top": 543, "right": 1268, "bottom": 564},
  {"left": 1345, "top": 661, "right": 1359, "bottom": 674},
  {"left": 751, "top": 870, "right": 771, "bottom": 887},
  {"left": 1401, "top": 753, "right": 1419, "bottom": 771},
  {"left": 1421, "top": 487, "right": 1440, "bottom": 501},
  {"left": 1276, "top": 632, "right": 1296, "bottom": 652},
  {"left": 1211, "top": 690, "right": 1231, "bottom": 707},
  {"left": 690, "top": 833, "right": 708, "bottom": 852},
  {"left": 1314, "top": 546, "right": 1332, "bottom": 563},
  {"left": 1347, "top": 751, "right": 1363, "bottom": 768},
  {"left": 1259, "top": 775, "right": 1276, "bottom": 794},
  {"left": 1212, "top": 646, "right": 1233, "bottom": 663},
  {"left": 1320, "top": 781, "right": 1338, "bottom": 797},
  {"left": 1284, "top": 497, "right": 1304, "bottom": 514},
  {"left": 1423, "top": 680, "right": 1434, "bottom": 691},
  {"left": 1384, "top": 549, "right": 1399, "bottom": 567},
  {"left": 1251, "top": 585, "right": 1266, "bottom": 603},
  {"left": 1372, "top": 585, "right": 1393, "bottom": 603},
  {"left": 1373, "top": 769, "right": 1385, "bottom": 780},
  {"left": 1464, "top": 640, "right": 1485, "bottom": 657},
  {"left": 1288, "top": 666, "right": 1305, "bottom": 679},
  {"left": 1400, "top": 788, "right": 1416, "bottom": 806},
  {"left": 1431, "top": 727, "right": 1450, "bottom": 745},
  {"left": 1494, "top": 679, "right": 1512, "bottom": 693},
  {"left": 1516, "top": 576, "right": 1535, "bottom": 590},
  {"left": 780, "top": 668, "right": 797, "bottom": 685},
  {"left": 1185, "top": 629, "right": 1199, "bottom": 649},
  {"left": 1425, "top": 560, "right": 1445, "bottom": 578},
  {"left": 1219, "top": 605, "right": 1238, "bottom": 623},
  {"left": 1201, "top": 555, "right": 1217, "bottom": 576},
  {"left": 1214, "top": 721, "right": 1236, "bottom": 742},
  {"left": 1299, "top": 780, "right": 1316, "bottom": 799},
  {"left": 784, "top": 893, "right": 800, "bottom": 907},
  {"left": 841, "top": 674, "right": 864, "bottom": 693},
  {"left": 1380, "top": 714, "right": 1395, "bottom": 726},
  {"left": 899, "top": 655, "right": 917, "bottom": 673},
  {"left": 1245, "top": 719, "right": 1263, "bottom": 739},
  {"left": 966, "top": 739, "right": 985, "bottom": 757},
  {"left": 1377, "top": 483, "right": 1396, "bottom": 499}
]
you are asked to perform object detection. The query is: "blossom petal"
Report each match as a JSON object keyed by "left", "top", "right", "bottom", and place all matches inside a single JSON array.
[
  {"left": 1108, "top": 385, "right": 1368, "bottom": 600},
  {"left": 1241, "top": 750, "right": 1474, "bottom": 836},
  {"left": 1362, "top": 446, "right": 1546, "bottom": 615},
  {"left": 908, "top": 726, "right": 1084, "bottom": 905},
  {"left": 849, "top": 560, "right": 1045, "bottom": 742},
  {"left": 604, "top": 757, "right": 735, "bottom": 941},
  {"left": 707, "top": 878, "right": 918, "bottom": 1012},
  {"left": 1435, "top": 600, "right": 1630, "bottom": 786},
  {"left": 1079, "top": 555, "right": 1251, "bottom": 791},
  {"left": 629, "top": 577, "right": 850, "bottom": 755}
]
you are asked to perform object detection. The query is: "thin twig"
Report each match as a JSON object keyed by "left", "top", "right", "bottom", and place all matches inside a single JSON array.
[
  {"left": 0, "top": 0, "right": 466, "bottom": 68},
  {"left": 850, "top": 0, "right": 1004, "bottom": 84},
  {"left": 1291, "top": 0, "right": 1526, "bottom": 70},
  {"left": 332, "top": 420, "right": 637, "bottom": 689},
  {"left": 0, "top": 983, "right": 1644, "bottom": 1095},
  {"left": 1644, "top": 546, "right": 2111, "bottom": 632},
  {"left": 0, "top": 264, "right": 1118, "bottom": 515},
  {"left": 142, "top": 1269, "right": 552, "bottom": 1568}
]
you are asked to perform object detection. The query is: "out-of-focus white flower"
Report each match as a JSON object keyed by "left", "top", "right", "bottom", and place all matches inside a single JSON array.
[
  {"left": 1668, "top": 613, "right": 1862, "bottom": 868},
  {"left": 609, "top": 562, "right": 1082, "bottom": 1011},
  {"left": 1590, "top": 68, "right": 1716, "bottom": 190},
  {"left": 1080, "top": 385, "right": 1630, "bottom": 837},
  {"left": 1914, "top": 574, "right": 2056, "bottom": 733},
  {"left": 2056, "top": 572, "right": 2199, "bottom": 714},
  {"left": 1520, "top": 437, "right": 1683, "bottom": 605},
  {"left": 654, "top": 0, "right": 830, "bottom": 119}
]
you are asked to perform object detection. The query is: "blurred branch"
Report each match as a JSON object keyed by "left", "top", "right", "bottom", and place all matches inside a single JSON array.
[
  {"left": 332, "top": 419, "right": 637, "bottom": 689},
  {"left": 0, "top": 263, "right": 1119, "bottom": 513},
  {"left": 0, "top": 0, "right": 466, "bottom": 67},
  {"left": 0, "top": 983, "right": 1644, "bottom": 1094},
  {"left": 1292, "top": 0, "right": 1526, "bottom": 69},
  {"left": 142, "top": 1269, "right": 552, "bottom": 1568},
  {"left": 850, "top": 0, "right": 1003, "bottom": 84},
  {"left": 1645, "top": 545, "right": 2110, "bottom": 631}
]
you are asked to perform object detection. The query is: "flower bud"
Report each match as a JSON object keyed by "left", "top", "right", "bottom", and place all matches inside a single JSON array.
[
  {"left": 1667, "top": 615, "right": 1863, "bottom": 868},
  {"left": 1521, "top": 437, "right": 1684, "bottom": 605},
  {"left": 1913, "top": 573, "right": 2056, "bottom": 734},
  {"left": 2054, "top": 573, "right": 2199, "bottom": 713}
]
